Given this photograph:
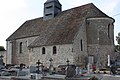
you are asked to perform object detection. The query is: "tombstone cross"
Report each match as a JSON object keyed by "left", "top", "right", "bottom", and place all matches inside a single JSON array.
[
  {"left": 66, "top": 59, "right": 70, "bottom": 66},
  {"left": 36, "top": 60, "right": 42, "bottom": 74}
]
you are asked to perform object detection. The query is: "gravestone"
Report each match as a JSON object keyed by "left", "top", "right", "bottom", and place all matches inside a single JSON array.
[
  {"left": 17, "top": 70, "right": 28, "bottom": 76},
  {"left": 0, "top": 55, "right": 4, "bottom": 65},
  {"left": 66, "top": 65, "right": 76, "bottom": 78},
  {"left": 30, "top": 66, "right": 37, "bottom": 73},
  {"left": 0, "top": 55, "right": 5, "bottom": 70},
  {"left": 75, "top": 67, "right": 83, "bottom": 76}
]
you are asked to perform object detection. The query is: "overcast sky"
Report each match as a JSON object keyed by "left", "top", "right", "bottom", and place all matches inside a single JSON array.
[{"left": 0, "top": 0, "right": 120, "bottom": 48}]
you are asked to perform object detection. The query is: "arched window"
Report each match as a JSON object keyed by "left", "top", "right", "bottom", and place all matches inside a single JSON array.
[
  {"left": 53, "top": 46, "right": 57, "bottom": 54},
  {"left": 42, "top": 47, "right": 45, "bottom": 54},
  {"left": 20, "top": 42, "right": 22, "bottom": 53}
]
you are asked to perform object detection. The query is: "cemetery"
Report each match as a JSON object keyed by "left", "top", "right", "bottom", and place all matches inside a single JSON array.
[
  {"left": 0, "top": 54, "right": 119, "bottom": 80},
  {"left": 0, "top": 58, "right": 96, "bottom": 80}
]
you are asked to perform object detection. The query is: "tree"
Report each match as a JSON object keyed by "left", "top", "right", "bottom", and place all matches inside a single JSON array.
[
  {"left": 0, "top": 46, "right": 5, "bottom": 51},
  {"left": 116, "top": 32, "right": 120, "bottom": 51},
  {"left": 116, "top": 32, "right": 120, "bottom": 44}
]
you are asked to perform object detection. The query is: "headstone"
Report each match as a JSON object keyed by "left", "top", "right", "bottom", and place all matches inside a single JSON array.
[
  {"left": 30, "top": 66, "right": 37, "bottom": 73},
  {"left": 0, "top": 56, "right": 4, "bottom": 70},
  {"left": 17, "top": 70, "right": 28, "bottom": 76},
  {"left": 49, "top": 65, "right": 54, "bottom": 75},
  {"left": 66, "top": 65, "right": 76, "bottom": 78},
  {"left": 87, "top": 63, "right": 90, "bottom": 74},
  {"left": 36, "top": 74, "right": 42, "bottom": 79},
  {"left": 111, "top": 65, "right": 116, "bottom": 74},
  {"left": 0, "top": 58, "right": 3, "bottom": 65},
  {"left": 75, "top": 67, "right": 79, "bottom": 75},
  {"left": 1, "top": 71, "right": 11, "bottom": 76}
]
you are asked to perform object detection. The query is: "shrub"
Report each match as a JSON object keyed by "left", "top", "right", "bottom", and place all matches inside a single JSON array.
[{"left": 0, "top": 46, "right": 5, "bottom": 51}]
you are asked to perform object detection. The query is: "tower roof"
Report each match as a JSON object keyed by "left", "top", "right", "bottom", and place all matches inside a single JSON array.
[{"left": 45, "top": 0, "right": 61, "bottom": 4}]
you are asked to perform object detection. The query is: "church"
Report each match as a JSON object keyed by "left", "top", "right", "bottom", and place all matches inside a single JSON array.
[{"left": 6, "top": 0, "right": 115, "bottom": 68}]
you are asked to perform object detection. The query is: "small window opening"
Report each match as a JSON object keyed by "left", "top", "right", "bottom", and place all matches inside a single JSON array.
[
  {"left": 45, "top": 13, "right": 52, "bottom": 16},
  {"left": 53, "top": 46, "right": 57, "bottom": 54},
  {"left": 46, "top": 6, "right": 53, "bottom": 9},
  {"left": 81, "top": 39, "right": 83, "bottom": 51},
  {"left": 55, "top": 6, "right": 61, "bottom": 10},
  {"left": 42, "top": 47, "right": 45, "bottom": 54},
  {"left": 108, "top": 24, "right": 110, "bottom": 38},
  {"left": 20, "top": 42, "right": 23, "bottom": 53}
]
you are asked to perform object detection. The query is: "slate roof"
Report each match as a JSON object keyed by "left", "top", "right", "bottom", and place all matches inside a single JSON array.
[{"left": 6, "top": 3, "right": 109, "bottom": 47}]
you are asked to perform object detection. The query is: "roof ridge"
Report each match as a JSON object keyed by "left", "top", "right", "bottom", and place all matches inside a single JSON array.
[{"left": 62, "top": 3, "right": 94, "bottom": 12}]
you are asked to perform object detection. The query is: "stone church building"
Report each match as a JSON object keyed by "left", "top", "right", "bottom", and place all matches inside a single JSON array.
[{"left": 6, "top": 0, "right": 115, "bottom": 67}]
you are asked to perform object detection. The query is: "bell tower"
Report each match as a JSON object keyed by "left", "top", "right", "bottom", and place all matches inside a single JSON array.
[{"left": 44, "top": 0, "right": 62, "bottom": 20}]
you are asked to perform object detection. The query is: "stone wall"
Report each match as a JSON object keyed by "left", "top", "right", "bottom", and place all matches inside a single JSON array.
[
  {"left": 87, "top": 44, "right": 115, "bottom": 67},
  {"left": 86, "top": 17, "right": 115, "bottom": 67},
  {"left": 87, "top": 17, "right": 114, "bottom": 45},
  {"left": 16, "top": 36, "right": 38, "bottom": 65},
  {"left": 6, "top": 41, "right": 12, "bottom": 64},
  {"left": 6, "top": 36, "right": 38, "bottom": 65},
  {"left": 29, "top": 44, "right": 74, "bottom": 67},
  {"left": 73, "top": 20, "right": 88, "bottom": 66}
]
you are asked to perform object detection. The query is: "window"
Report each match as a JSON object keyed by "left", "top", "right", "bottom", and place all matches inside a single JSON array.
[
  {"left": 80, "top": 39, "right": 83, "bottom": 51},
  {"left": 108, "top": 24, "right": 110, "bottom": 38},
  {"left": 45, "top": 13, "right": 52, "bottom": 16},
  {"left": 42, "top": 47, "right": 45, "bottom": 54},
  {"left": 20, "top": 42, "right": 22, "bottom": 53},
  {"left": 46, "top": 6, "right": 53, "bottom": 9},
  {"left": 55, "top": 5, "right": 61, "bottom": 10},
  {"left": 72, "top": 48, "right": 73, "bottom": 52},
  {"left": 53, "top": 46, "right": 57, "bottom": 54}
]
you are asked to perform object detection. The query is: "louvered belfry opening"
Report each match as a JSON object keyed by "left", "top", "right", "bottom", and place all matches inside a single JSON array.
[{"left": 44, "top": 0, "right": 62, "bottom": 20}]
